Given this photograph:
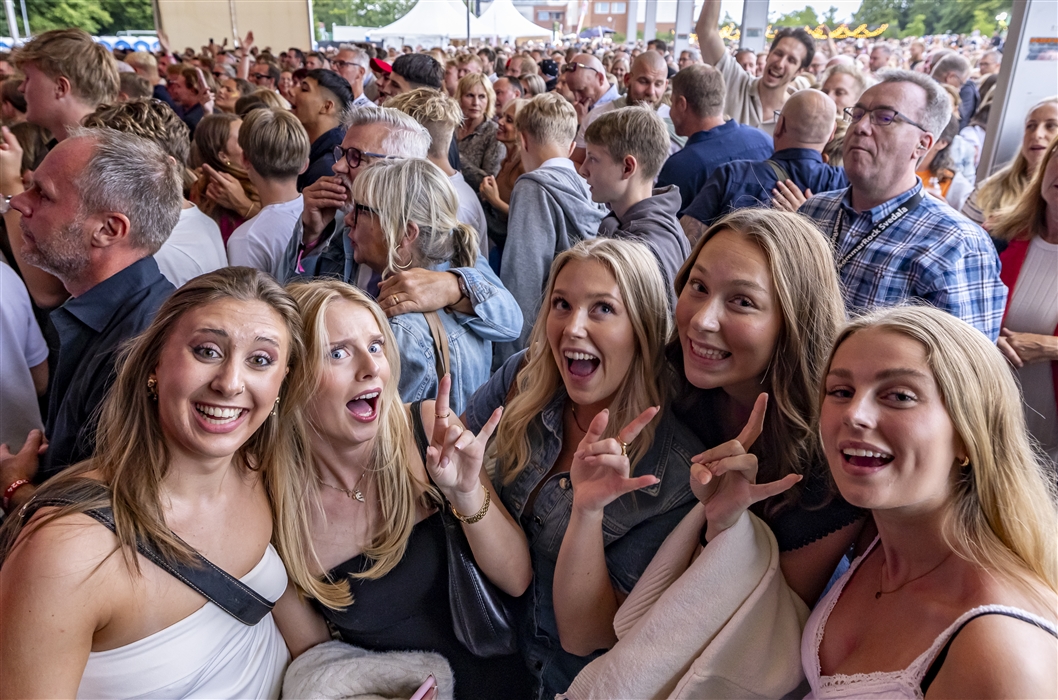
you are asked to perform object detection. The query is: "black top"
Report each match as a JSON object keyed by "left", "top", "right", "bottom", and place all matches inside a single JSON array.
[
  {"left": 315, "top": 404, "right": 532, "bottom": 700},
  {"left": 673, "top": 387, "right": 865, "bottom": 552},
  {"left": 297, "top": 126, "right": 345, "bottom": 192},
  {"left": 41, "top": 256, "right": 173, "bottom": 481}
]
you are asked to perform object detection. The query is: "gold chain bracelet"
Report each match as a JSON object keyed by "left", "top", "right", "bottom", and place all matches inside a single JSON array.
[{"left": 451, "top": 484, "right": 490, "bottom": 524}]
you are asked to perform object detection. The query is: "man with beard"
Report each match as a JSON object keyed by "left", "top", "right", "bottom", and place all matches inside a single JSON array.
[
  {"left": 577, "top": 51, "right": 686, "bottom": 154},
  {"left": 696, "top": 0, "right": 814, "bottom": 134},
  {"left": 0, "top": 128, "right": 180, "bottom": 508}
]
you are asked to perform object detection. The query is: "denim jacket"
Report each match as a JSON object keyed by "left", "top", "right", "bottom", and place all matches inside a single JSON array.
[
  {"left": 392, "top": 260, "right": 521, "bottom": 415},
  {"left": 281, "top": 218, "right": 524, "bottom": 376},
  {"left": 465, "top": 352, "right": 702, "bottom": 698}
]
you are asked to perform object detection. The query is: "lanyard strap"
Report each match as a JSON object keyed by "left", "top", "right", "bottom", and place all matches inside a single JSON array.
[{"left": 831, "top": 191, "right": 925, "bottom": 271}]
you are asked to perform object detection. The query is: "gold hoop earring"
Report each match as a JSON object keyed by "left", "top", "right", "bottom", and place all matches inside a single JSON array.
[
  {"left": 271, "top": 396, "right": 280, "bottom": 417},
  {"left": 147, "top": 376, "right": 158, "bottom": 401},
  {"left": 959, "top": 456, "right": 970, "bottom": 468}
]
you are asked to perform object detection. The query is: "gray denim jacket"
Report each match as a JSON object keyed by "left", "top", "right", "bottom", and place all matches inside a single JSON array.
[{"left": 465, "top": 352, "right": 702, "bottom": 698}]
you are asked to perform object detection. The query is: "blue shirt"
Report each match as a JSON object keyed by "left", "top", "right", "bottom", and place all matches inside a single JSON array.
[
  {"left": 799, "top": 181, "right": 1006, "bottom": 340},
  {"left": 42, "top": 256, "right": 174, "bottom": 480},
  {"left": 656, "top": 120, "right": 774, "bottom": 216},
  {"left": 683, "top": 148, "right": 849, "bottom": 226},
  {"left": 465, "top": 352, "right": 701, "bottom": 699},
  {"left": 297, "top": 125, "right": 345, "bottom": 192}
]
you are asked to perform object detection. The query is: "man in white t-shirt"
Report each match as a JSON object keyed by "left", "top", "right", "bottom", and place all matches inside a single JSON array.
[
  {"left": 155, "top": 204, "right": 227, "bottom": 287},
  {"left": 227, "top": 108, "right": 309, "bottom": 279},
  {"left": 0, "top": 262, "right": 49, "bottom": 452}
]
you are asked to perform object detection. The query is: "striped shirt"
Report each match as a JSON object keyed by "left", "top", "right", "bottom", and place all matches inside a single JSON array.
[{"left": 799, "top": 181, "right": 1006, "bottom": 340}]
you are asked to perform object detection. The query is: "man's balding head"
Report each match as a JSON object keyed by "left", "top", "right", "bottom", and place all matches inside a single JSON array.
[
  {"left": 626, "top": 51, "right": 668, "bottom": 107},
  {"left": 775, "top": 89, "right": 837, "bottom": 149},
  {"left": 565, "top": 53, "right": 609, "bottom": 107}
]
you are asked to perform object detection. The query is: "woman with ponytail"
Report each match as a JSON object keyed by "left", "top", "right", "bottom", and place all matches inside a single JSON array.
[{"left": 347, "top": 158, "right": 511, "bottom": 414}]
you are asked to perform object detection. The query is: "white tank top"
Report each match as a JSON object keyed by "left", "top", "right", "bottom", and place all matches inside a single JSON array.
[
  {"left": 801, "top": 537, "right": 1057, "bottom": 699},
  {"left": 77, "top": 544, "right": 290, "bottom": 699}
]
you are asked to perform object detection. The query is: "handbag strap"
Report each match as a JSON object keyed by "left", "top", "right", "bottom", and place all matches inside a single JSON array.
[
  {"left": 424, "top": 311, "right": 451, "bottom": 380},
  {"left": 20, "top": 479, "right": 275, "bottom": 626},
  {"left": 409, "top": 399, "right": 431, "bottom": 464},
  {"left": 765, "top": 159, "right": 791, "bottom": 184}
]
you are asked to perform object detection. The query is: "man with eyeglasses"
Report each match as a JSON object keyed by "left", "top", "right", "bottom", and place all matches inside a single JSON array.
[
  {"left": 251, "top": 62, "right": 281, "bottom": 91},
  {"left": 280, "top": 106, "right": 521, "bottom": 345},
  {"left": 563, "top": 54, "right": 618, "bottom": 165},
  {"left": 799, "top": 70, "right": 1005, "bottom": 341},
  {"left": 332, "top": 45, "right": 373, "bottom": 108}
]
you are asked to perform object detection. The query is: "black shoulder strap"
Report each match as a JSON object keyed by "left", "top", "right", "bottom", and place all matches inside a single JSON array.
[
  {"left": 409, "top": 400, "right": 430, "bottom": 464},
  {"left": 920, "top": 609, "right": 1058, "bottom": 693},
  {"left": 21, "top": 479, "right": 275, "bottom": 626},
  {"left": 765, "top": 159, "right": 791, "bottom": 184}
]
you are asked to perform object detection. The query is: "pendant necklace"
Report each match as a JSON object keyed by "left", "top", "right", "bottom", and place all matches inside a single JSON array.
[
  {"left": 317, "top": 469, "right": 368, "bottom": 502},
  {"left": 876, "top": 551, "right": 953, "bottom": 599}
]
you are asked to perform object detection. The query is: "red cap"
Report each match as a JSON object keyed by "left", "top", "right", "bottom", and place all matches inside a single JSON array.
[{"left": 370, "top": 58, "right": 392, "bottom": 74}]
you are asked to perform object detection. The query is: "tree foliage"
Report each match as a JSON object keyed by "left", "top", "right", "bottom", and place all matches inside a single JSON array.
[
  {"left": 773, "top": 6, "right": 821, "bottom": 28},
  {"left": 853, "top": 0, "right": 1012, "bottom": 36},
  {"left": 311, "top": 0, "right": 419, "bottom": 30},
  {"left": 16, "top": 0, "right": 152, "bottom": 35}
]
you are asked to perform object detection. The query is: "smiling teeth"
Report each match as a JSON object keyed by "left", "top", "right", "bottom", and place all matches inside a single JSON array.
[
  {"left": 843, "top": 448, "right": 893, "bottom": 459},
  {"left": 690, "top": 342, "right": 729, "bottom": 360},
  {"left": 352, "top": 391, "right": 379, "bottom": 401},
  {"left": 564, "top": 351, "right": 598, "bottom": 361}
]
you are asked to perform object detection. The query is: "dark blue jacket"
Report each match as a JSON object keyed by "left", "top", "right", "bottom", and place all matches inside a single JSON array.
[{"left": 684, "top": 148, "right": 848, "bottom": 226}]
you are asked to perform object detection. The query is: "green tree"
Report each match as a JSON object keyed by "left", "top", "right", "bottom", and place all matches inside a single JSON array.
[
  {"left": 900, "top": 13, "right": 926, "bottom": 38},
  {"left": 823, "top": 6, "right": 840, "bottom": 26},
  {"left": 311, "top": 0, "right": 418, "bottom": 30},
  {"left": 853, "top": 0, "right": 909, "bottom": 30},
  {"left": 24, "top": 0, "right": 112, "bottom": 35},
  {"left": 773, "top": 6, "right": 820, "bottom": 28},
  {"left": 97, "top": 0, "right": 153, "bottom": 33}
]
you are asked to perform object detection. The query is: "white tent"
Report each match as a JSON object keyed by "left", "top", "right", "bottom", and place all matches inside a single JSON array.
[
  {"left": 478, "top": 0, "right": 551, "bottom": 41},
  {"left": 368, "top": 0, "right": 492, "bottom": 43}
]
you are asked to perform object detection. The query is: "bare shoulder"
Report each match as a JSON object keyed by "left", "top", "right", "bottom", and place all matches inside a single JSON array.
[
  {"left": 5, "top": 509, "right": 124, "bottom": 584},
  {"left": 926, "top": 600, "right": 1057, "bottom": 699}
]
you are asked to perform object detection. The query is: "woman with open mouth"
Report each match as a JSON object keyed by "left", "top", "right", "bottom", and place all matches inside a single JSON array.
[
  {"left": 346, "top": 157, "right": 521, "bottom": 416},
  {"left": 804, "top": 305, "right": 1057, "bottom": 697},
  {"left": 464, "top": 238, "right": 702, "bottom": 698},
  {"left": 279, "top": 280, "right": 532, "bottom": 700},
  {"left": 0, "top": 267, "right": 341, "bottom": 699}
]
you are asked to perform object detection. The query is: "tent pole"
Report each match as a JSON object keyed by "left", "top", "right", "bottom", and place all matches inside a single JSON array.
[{"left": 466, "top": 0, "right": 470, "bottom": 44}]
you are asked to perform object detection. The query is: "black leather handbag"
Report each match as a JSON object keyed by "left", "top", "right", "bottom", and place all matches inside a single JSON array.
[{"left": 412, "top": 316, "right": 520, "bottom": 658}]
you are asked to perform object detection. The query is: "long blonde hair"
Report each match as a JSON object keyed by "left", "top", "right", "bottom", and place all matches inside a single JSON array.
[
  {"left": 973, "top": 97, "right": 1058, "bottom": 220},
  {"left": 493, "top": 238, "right": 671, "bottom": 483},
  {"left": 670, "top": 209, "right": 847, "bottom": 510},
  {"left": 287, "top": 279, "right": 436, "bottom": 581},
  {"left": 351, "top": 158, "right": 478, "bottom": 277},
  {"left": 989, "top": 134, "right": 1058, "bottom": 242},
  {"left": 822, "top": 305, "right": 1057, "bottom": 593},
  {"left": 0, "top": 268, "right": 348, "bottom": 609}
]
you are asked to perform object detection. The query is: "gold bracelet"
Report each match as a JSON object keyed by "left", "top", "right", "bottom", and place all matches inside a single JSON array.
[{"left": 451, "top": 485, "right": 490, "bottom": 524}]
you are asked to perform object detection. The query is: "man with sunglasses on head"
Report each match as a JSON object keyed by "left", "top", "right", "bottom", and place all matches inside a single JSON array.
[
  {"left": 799, "top": 70, "right": 1005, "bottom": 341},
  {"left": 563, "top": 54, "right": 618, "bottom": 162},
  {"left": 280, "top": 105, "right": 521, "bottom": 345}
]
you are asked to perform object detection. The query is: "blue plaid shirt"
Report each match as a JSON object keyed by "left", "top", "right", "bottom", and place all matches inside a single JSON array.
[{"left": 799, "top": 181, "right": 1006, "bottom": 340}]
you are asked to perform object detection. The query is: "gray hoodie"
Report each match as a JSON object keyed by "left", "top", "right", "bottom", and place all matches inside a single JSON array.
[
  {"left": 596, "top": 184, "right": 689, "bottom": 311},
  {"left": 496, "top": 160, "right": 606, "bottom": 366}
]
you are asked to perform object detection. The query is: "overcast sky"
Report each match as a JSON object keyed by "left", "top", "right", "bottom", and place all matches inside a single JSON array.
[{"left": 638, "top": 1, "right": 865, "bottom": 25}]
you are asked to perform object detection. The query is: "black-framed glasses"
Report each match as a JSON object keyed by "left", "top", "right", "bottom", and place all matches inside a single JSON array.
[
  {"left": 562, "top": 62, "right": 599, "bottom": 75},
  {"left": 844, "top": 106, "right": 928, "bottom": 132},
  {"left": 351, "top": 202, "right": 377, "bottom": 227},
  {"left": 332, "top": 144, "right": 400, "bottom": 169},
  {"left": 251, "top": 73, "right": 272, "bottom": 83},
  {"left": 332, "top": 59, "right": 363, "bottom": 70}
]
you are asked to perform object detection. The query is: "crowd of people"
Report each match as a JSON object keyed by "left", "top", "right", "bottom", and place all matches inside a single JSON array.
[{"left": 0, "top": 0, "right": 1055, "bottom": 696}]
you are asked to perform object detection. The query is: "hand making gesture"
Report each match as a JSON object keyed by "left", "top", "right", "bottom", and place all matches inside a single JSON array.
[
  {"left": 569, "top": 406, "right": 661, "bottom": 515},
  {"left": 424, "top": 374, "right": 501, "bottom": 517},
  {"left": 691, "top": 393, "right": 801, "bottom": 542}
]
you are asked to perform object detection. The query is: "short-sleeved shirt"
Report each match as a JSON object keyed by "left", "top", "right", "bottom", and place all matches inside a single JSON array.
[
  {"left": 42, "top": 256, "right": 174, "bottom": 479},
  {"left": 154, "top": 204, "right": 228, "bottom": 288},
  {"left": 227, "top": 195, "right": 305, "bottom": 280},
  {"left": 0, "top": 262, "right": 48, "bottom": 452},
  {"left": 799, "top": 181, "right": 1007, "bottom": 340},
  {"left": 715, "top": 51, "right": 769, "bottom": 130},
  {"left": 683, "top": 148, "right": 849, "bottom": 226},
  {"left": 658, "top": 120, "right": 774, "bottom": 216}
]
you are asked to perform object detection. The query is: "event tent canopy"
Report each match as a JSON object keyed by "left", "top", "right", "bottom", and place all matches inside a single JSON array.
[
  {"left": 478, "top": 0, "right": 551, "bottom": 40},
  {"left": 368, "top": 0, "right": 492, "bottom": 41}
]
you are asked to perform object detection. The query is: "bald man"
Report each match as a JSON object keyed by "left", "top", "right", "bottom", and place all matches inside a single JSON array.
[
  {"left": 575, "top": 51, "right": 686, "bottom": 159},
  {"left": 565, "top": 53, "right": 620, "bottom": 163},
  {"left": 680, "top": 90, "right": 849, "bottom": 239}
]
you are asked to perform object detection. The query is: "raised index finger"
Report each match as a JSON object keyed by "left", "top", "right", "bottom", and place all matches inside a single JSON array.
[
  {"left": 735, "top": 393, "right": 768, "bottom": 452},
  {"left": 431, "top": 374, "right": 453, "bottom": 446},
  {"left": 617, "top": 406, "right": 660, "bottom": 445}
]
